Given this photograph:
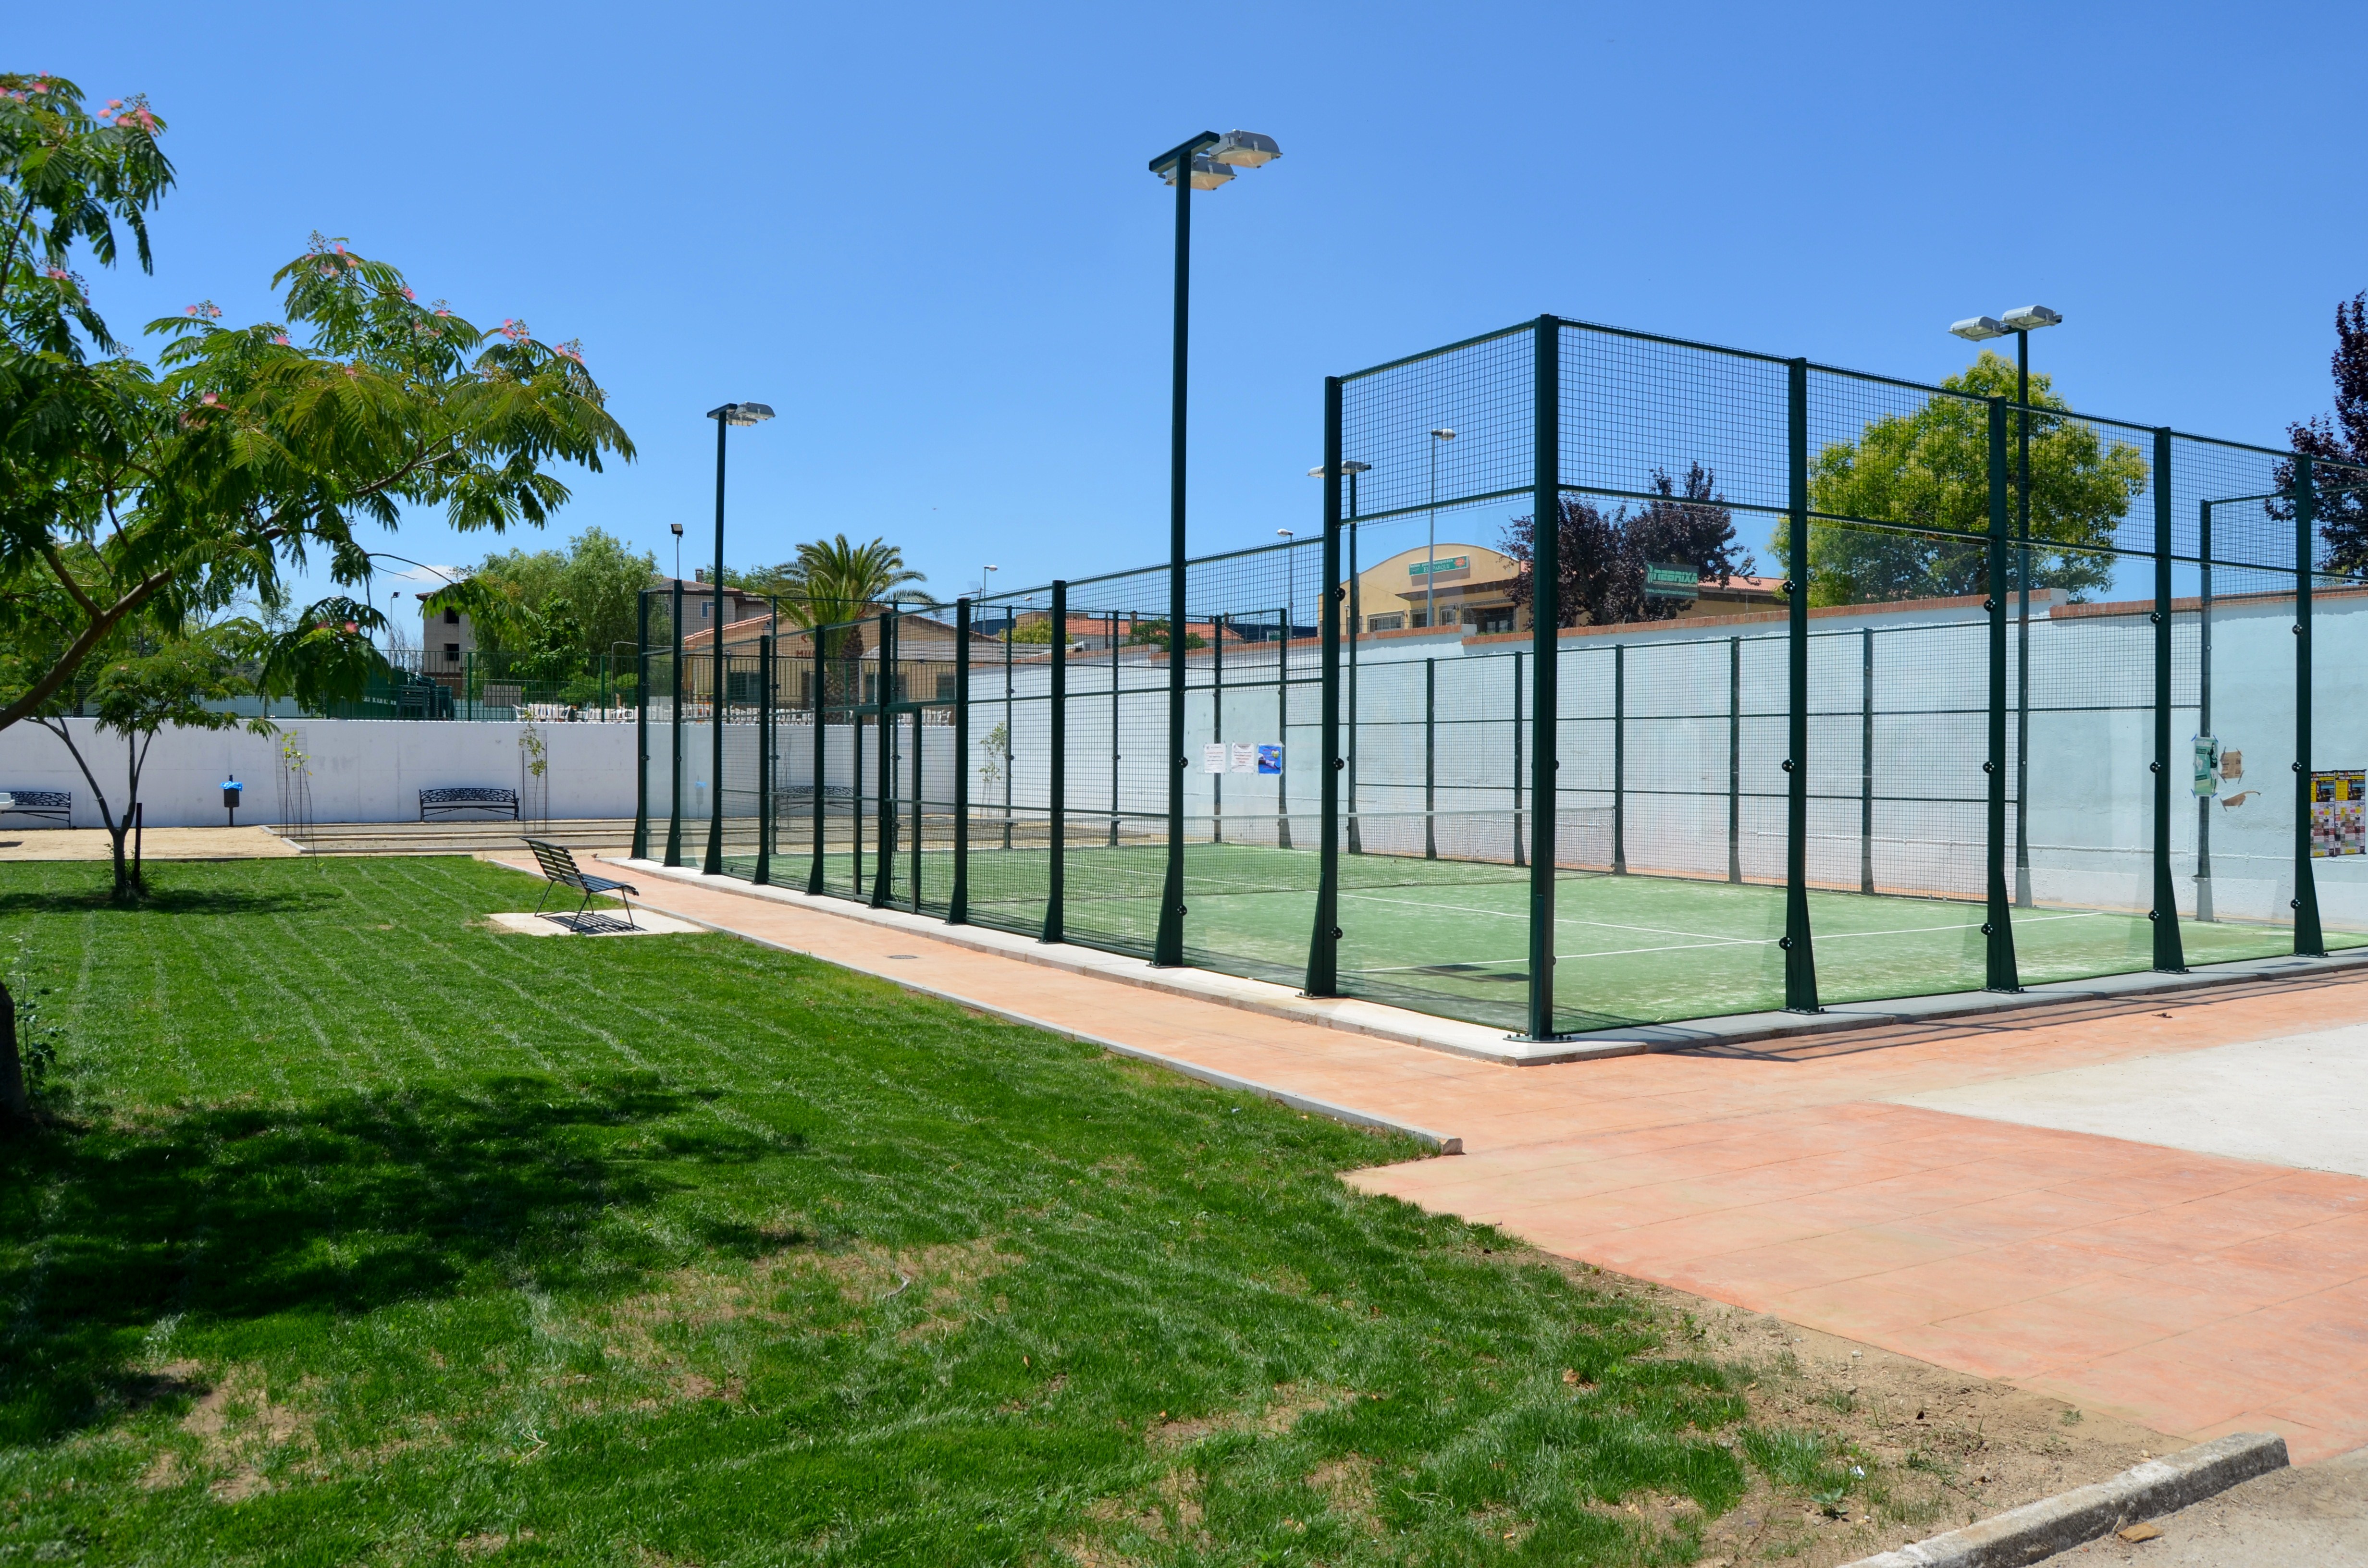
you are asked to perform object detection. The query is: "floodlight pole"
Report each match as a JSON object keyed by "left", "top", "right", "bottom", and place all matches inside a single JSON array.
[
  {"left": 706, "top": 412, "right": 729, "bottom": 874},
  {"left": 1150, "top": 130, "right": 1217, "bottom": 970},
  {"left": 2014, "top": 329, "right": 2034, "bottom": 908}
]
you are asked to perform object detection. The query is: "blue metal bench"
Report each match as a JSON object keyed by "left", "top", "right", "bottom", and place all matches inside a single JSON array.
[
  {"left": 420, "top": 785, "right": 519, "bottom": 821},
  {"left": 524, "top": 838, "right": 641, "bottom": 931},
  {"left": 0, "top": 789, "right": 71, "bottom": 826}
]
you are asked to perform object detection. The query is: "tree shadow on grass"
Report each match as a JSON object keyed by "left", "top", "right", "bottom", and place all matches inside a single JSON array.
[
  {"left": 0, "top": 885, "right": 342, "bottom": 918},
  {"left": 0, "top": 1073, "right": 794, "bottom": 1447}
]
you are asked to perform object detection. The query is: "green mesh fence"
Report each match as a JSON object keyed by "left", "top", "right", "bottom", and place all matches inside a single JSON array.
[{"left": 636, "top": 318, "right": 2368, "bottom": 1039}]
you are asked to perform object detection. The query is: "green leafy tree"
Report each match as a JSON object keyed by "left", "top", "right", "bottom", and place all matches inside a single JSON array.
[
  {"left": 0, "top": 72, "right": 632, "bottom": 1119},
  {"left": 1123, "top": 616, "right": 1206, "bottom": 651},
  {"left": 472, "top": 527, "right": 654, "bottom": 662},
  {"left": 513, "top": 593, "right": 586, "bottom": 685},
  {"left": 33, "top": 620, "right": 273, "bottom": 903},
  {"left": 1772, "top": 354, "right": 2146, "bottom": 605}
]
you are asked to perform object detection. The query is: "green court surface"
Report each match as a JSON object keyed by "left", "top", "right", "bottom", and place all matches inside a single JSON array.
[{"left": 776, "top": 840, "right": 2359, "bottom": 1034}]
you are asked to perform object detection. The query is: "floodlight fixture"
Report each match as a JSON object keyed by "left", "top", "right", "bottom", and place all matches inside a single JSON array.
[
  {"left": 1950, "top": 316, "right": 2008, "bottom": 342},
  {"left": 1431, "top": 428, "right": 1456, "bottom": 441},
  {"left": 1159, "top": 155, "right": 1234, "bottom": 190},
  {"left": 1209, "top": 130, "right": 1282, "bottom": 167},
  {"left": 1999, "top": 305, "right": 2062, "bottom": 331},
  {"left": 1307, "top": 460, "right": 1371, "bottom": 477},
  {"left": 707, "top": 402, "right": 776, "bottom": 426}
]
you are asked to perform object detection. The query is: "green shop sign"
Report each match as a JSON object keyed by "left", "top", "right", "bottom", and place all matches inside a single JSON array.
[{"left": 1643, "top": 564, "right": 1700, "bottom": 600}]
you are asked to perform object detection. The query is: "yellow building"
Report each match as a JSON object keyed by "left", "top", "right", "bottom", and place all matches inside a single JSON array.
[
  {"left": 1350, "top": 543, "right": 1782, "bottom": 635},
  {"left": 1353, "top": 543, "right": 1527, "bottom": 634}
]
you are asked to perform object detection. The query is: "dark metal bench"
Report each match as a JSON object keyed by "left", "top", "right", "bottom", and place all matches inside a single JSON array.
[
  {"left": 524, "top": 838, "right": 641, "bottom": 931},
  {"left": 420, "top": 786, "right": 519, "bottom": 821},
  {"left": 0, "top": 790, "right": 70, "bottom": 827}
]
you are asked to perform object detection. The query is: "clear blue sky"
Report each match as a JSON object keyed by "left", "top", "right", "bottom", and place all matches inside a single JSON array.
[{"left": 25, "top": 1, "right": 2365, "bottom": 614}]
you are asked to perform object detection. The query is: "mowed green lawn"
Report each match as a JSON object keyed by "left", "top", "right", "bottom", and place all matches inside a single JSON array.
[
  {"left": 0, "top": 856, "right": 1875, "bottom": 1567},
  {"left": 787, "top": 841, "right": 2333, "bottom": 1031}
]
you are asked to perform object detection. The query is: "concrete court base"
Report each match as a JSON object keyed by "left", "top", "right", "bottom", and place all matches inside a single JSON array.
[{"left": 601, "top": 857, "right": 2368, "bottom": 1067}]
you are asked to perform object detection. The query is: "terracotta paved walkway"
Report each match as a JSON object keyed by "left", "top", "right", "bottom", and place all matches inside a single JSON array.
[{"left": 517, "top": 857, "right": 2368, "bottom": 1462}]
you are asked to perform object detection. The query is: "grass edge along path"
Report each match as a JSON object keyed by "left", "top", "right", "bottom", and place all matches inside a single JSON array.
[{"left": 0, "top": 856, "right": 2142, "bottom": 1566}]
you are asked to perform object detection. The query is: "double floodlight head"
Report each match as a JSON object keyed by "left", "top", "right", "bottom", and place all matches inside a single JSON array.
[
  {"left": 1307, "top": 460, "right": 1372, "bottom": 478},
  {"left": 1950, "top": 306, "right": 2061, "bottom": 343},
  {"left": 1153, "top": 129, "right": 1281, "bottom": 188},
  {"left": 707, "top": 402, "right": 776, "bottom": 426},
  {"left": 1209, "top": 129, "right": 1281, "bottom": 168}
]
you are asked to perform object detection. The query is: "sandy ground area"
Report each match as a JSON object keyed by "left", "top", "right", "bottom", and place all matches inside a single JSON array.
[{"left": 0, "top": 826, "right": 297, "bottom": 860}]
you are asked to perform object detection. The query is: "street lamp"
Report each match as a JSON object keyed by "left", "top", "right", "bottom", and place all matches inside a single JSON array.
[
  {"left": 703, "top": 401, "right": 775, "bottom": 875},
  {"left": 1949, "top": 306, "right": 2060, "bottom": 908},
  {"left": 1427, "top": 429, "right": 1456, "bottom": 631},
  {"left": 1147, "top": 127, "right": 1282, "bottom": 969},
  {"left": 670, "top": 521, "right": 684, "bottom": 583}
]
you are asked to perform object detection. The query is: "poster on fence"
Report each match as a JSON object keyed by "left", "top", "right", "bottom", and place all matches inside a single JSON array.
[
  {"left": 1228, "top": 743, "right": 1258, "bottom": 775},
  {"left": 1202, "top": 744, "right": 1226, "bottom": 774},
  {"left": 2312, "top": 770, "right": 2366, "bottom": 858},
  {"left": 1256, "top": 745, "right": 1283, "bottom": 775}
]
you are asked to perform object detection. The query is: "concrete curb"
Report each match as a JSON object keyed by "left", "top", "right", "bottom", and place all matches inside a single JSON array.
[
  {"left": 1841, "top": 1431, "right": 2288, "bottom": 1568},
  {"left": 480, "top": 855, "right": 1463, "bottom": 1155}
]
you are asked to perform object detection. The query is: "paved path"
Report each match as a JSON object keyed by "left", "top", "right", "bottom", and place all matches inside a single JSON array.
[
  {"left": 521, "top": 857, "right": 2368, "bottom": 1463},
  {"left": 2052, "top": 1443, "right": 2368, "bottom": 1565}
]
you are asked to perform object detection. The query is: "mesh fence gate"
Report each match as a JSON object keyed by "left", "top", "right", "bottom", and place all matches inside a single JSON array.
[{"left": 638, "top": 316, "right": 2368, "bottom": 1039}]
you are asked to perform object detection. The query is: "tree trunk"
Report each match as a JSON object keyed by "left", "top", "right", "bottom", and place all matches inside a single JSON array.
[
  {"left": 0, "top": 978, "right": 24, "bottom": 1121},
  {"left": 110, "top": 821, "right": 134, "bottom": 901}
]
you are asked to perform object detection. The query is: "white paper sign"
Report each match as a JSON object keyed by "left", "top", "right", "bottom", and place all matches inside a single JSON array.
[
  {"left": 1228, "top": 743, "right": 1258, "bottom": 775},
  {"left": 1202, "top": 743, "right": 1226, "bottom": 774}
]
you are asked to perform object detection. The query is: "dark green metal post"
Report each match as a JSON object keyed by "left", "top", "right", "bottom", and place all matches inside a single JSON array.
[
  {"left": 1211, "top": 613, "right": 1225, "bottom": 845},
  {"left": 1512, "top": 650, "right": 1525, "bottom": 869},
  {"left": 2197, "top": 501, "right": 2215, "bottom": 922},
  {"left": 1044, "top": 580, "right": 1067, "bottom": 944},
  {"left": 851, "top": 628, "right": 865, "bottom": 897},
  {"left": 808, "top": 622, "right": 826, "bottom": 895},
  {"left": 2294, "top": 456, "right": 2325, "bottom": 956},
  {"left": 871, "top": 611, "right": 898, "bottom": 909},
  {"left": 2014, "top": 331, "right": 2034, "bottom": 908},
  {"left": 909, "top": 703, "right": 922, "bottom": 914},
  {"left": 755, "top": 635, "right": 774, "bottom": 884},
  {"left": 705, "top": 415, "right": 728, "bottom": 877},
  {"left": 951, "top": 597, "right": 972, "bottom": 924},
  {"left": 1150, "top": 134, "right": 1213, "bottom": 972},
  {"left": 1783, "top": 359, "right": 1819, "bottom": 1010},
  {"left": 1985, "top": 399, "right": 2021, "bottom": 991},
  {"left": 1346, "top": 473, "right": 1363, "bottom": 856},
  {"left": 666, "top": 579, "right": 684, "bottom": 867},
  {"left": 1612, "top": 643, "right": 1627, "bottom": 874},
  {"left": 1727, "top": 636, "right": 1741, "bottom": 884},
  {"left": 1860, "top": 626, "right": 1875, "bottom": 895},
  {"left": 2150, "top": 429, "right": 2182, "bottom": 970},
  {"left": 1524, "top": 316, "right": 1560, "bottom": 1041},
  {"left": 1275, "top": 604, "right": 1293, "bottom": 852},
  {"left": 1306, "top": 377, "right": 1344, "bottom": 996},
  {"left": 632, "top": 588, "right": 650, "bottom": 860},
  {"left": 1423, "top": 657, "right": 1437, "bottom": 859},
  {"left": 1109, "top": 612, "right": 1122, "bottom": 848}
]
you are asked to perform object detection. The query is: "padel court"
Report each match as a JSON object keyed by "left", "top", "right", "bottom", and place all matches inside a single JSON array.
[{"left": 799, "top": 839, "right": 2354, "bottom": 1032}]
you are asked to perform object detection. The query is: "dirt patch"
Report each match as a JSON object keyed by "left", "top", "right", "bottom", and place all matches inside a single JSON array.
[
  {"left": 1145, "top": 1382, "right": 1349, "bottom": 1450},
  {"left": 1307, "top": 1453, "right": 1380, "bottom": 1535},
  {"left": 1558, "top": 1261, "right": 2170, "bottom": 1566},
  {"left": 136, "top": 1362, "right": 317, "bottom": 1501}
]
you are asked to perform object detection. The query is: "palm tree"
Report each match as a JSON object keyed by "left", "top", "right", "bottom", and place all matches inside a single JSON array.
[{"left": 777, "top": 535, "right": 926, "bottom": 701}]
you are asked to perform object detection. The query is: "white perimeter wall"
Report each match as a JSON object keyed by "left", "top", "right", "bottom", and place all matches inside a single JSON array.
[{"left": 0, "top": 719, "right": 637, "bottom": 828}]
